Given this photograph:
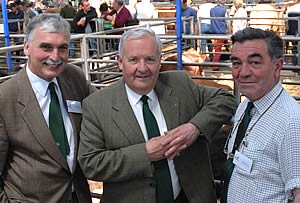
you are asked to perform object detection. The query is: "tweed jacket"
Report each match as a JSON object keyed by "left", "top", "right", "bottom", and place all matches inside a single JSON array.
[
  {"left": 78, "top": 71, "right": 237, "bottom": 203},
  {"left": 0, "top": 64, "right": 95, "bottom": 203}
]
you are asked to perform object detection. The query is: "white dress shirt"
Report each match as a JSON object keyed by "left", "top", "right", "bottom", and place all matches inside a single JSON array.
[
  {"left": 26, "top": 67, "right": 75, "bottom": 172},
  {"left": 125, "top": 84, "right": 181, "bottom": 199}
]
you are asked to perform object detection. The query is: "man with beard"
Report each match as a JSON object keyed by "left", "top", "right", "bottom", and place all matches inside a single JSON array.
[{"left": 0, "top": 14, "right": 95, "bottom": 203}]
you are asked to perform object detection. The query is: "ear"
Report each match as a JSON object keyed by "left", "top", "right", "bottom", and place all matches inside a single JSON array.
[
  {"left": 274, "top": 57, "right": 283, "bottom": 78},
  {"left": 158, "top": 55, "right": 162, "bottom": 71},
  {"left": 117, "top": 54, "right": 123, "bottom": 71},
  {"left": 23, "top": 41, "right": 30, "bottom": 56}
]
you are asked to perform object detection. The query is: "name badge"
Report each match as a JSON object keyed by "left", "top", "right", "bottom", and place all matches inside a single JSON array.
[
  {"left": 233, "top": 151, "right": 253, "bottom": 174},
  {"left": 67, "top": 100, "right": 82, "bottom": 114}
]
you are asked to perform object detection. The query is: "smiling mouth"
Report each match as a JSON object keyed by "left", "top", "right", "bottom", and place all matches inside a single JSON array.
[
  {"left": 238, "top": 81, "right": 255, "bottom": 84},
  {"left": 44, "top": 64, "right": 63, "bottom": 69},
  {"left": 136, "top": 75, "right": 150, "bottom": 79},
  {"left": 42, "top": 59, "right": 64, "bottom": 67}
]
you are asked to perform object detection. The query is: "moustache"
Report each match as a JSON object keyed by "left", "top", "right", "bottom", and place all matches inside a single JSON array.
[{"left": 42, "top": 59, "right": 64, "bottom": 66}]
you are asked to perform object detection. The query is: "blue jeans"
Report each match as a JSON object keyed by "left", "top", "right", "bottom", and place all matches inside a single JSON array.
[
  {"left": 200, "top": 23, "right": 211, "bottom": 53},
  {"left": 89, "top": 39, "right": 97, "bottom": 56},
  {"left": 69, "top": 40, "right": 76, "bottom": 58}
]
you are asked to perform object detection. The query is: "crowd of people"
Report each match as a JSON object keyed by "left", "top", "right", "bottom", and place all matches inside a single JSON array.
[
  {"left": 6, "top": 0, "right": 156, "bottom": 34},
  {"left": 6, "top": 0, "right": 300, "bottom": 65},
  {"left": 1, "top": 12, "right": 300, "bottom": 203}
]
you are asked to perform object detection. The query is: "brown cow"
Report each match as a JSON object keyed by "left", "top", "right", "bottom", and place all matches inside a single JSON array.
[{"left": 161, "top": 48, "right": 232, "bottom": 91}]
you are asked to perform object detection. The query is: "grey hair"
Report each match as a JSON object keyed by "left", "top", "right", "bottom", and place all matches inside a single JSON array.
[
  {"left": 233, "top": 0, "right": 243, "bottom": 7},
  {"left": 61, "top": 0, "right": 69, "bottom": 5},
  {"left": 231, "top": 27, "right": 283, "bottom": 62},
  {"left": 118, "top": 28, "right": 162, "bottom": 57},
  {"left": 114, "top": 0, "right": 124, "bottom": 6},
  {"left": 25, "top": 13, "right": 70, "bottom": 44}
]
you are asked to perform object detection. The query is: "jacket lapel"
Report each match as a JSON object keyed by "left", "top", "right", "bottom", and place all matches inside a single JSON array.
[
  {"left": 155, "top": 79, "right": 179, "bottom": 131},
  {"left": 17, "top": 69, "right": 69, "bottom": 171},
  {"left": 112, "top": 80, "right": 146, "bottom": 144}
]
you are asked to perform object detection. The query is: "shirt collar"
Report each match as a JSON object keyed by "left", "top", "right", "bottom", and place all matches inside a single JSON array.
[
  {"left": 248, "top": 82, "right": 283, "bottom": 114},
  {"left": 117, "top": 5, "right": 123, "bottom": 14},
  {"left": 125, "top": 83, "right": 155, "bottom": 106},
  {"left": 26, "top": 65, "right": 58, "bottom": 98}
]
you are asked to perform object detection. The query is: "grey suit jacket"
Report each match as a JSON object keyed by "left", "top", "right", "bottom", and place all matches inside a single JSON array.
[
  {"left": 78, "top": 71, "right": 237, "bottom": 203},
  {"left": 0, "top": 64, "right": 95, "bottom": 203}
]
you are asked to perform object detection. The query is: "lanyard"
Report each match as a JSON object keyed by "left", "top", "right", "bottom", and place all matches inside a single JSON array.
[{"left": 224, "top": 88, "right": 284, "bottom": 159}]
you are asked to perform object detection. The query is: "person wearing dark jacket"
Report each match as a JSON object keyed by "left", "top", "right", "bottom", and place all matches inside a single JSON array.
[
  {"left": 72, "top": 0, "right": 97, "bottom": 56},
  {"left": 8, "top": 2, "right": 24, "bottom": 33},
  {"left": 72, "top": 0, "right": 97, "bottom": 33}
]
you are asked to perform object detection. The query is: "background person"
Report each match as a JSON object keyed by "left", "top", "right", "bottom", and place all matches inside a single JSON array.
[
  {"left": 8, "top": 2, "right": 24, "bottom": 34},
  {"left": 248, "top": 0, "right": 279, "bottom": 32},
  {"left": 222, "top": 27, "right": 300, "bottom": 203},
  {"left": 111, "top": 0, "right": 132, "bottom": 50},
  {"left": 197, "top": 0, "right": 215, "bottom": 57},
  {"left": 181, "top": 0, "right": 198, "bottom": 47},
  {"left": 112, "top": 0, "right": 132, "bottom": 28},
  {"left": 60, "top": 0, "right": 76, "bottom": 23},
  {"left": 20, "top": 0, "right": 37, "bottom": 33},
  {"left": 7, "top": 2, "right": 24, "bottom": 60},
  {"left": 231, "top": 0, "right": 247, "bottom": 34},
  {"left": 135, "top": 0, "right": 155, "bottom": 19},
  {"left": 78, "top": 28, "right": 237, "bottom": 203},
  {"left": 59, "top": 0, "right": 76, "bottom": 57},
  {"left": 209, "top": 0, "right": 228, "bottom": 70},
  {"left": 73, "top": 0, "right": 98, "bottom": 56},
  {"left": 99, "top": 2, "right": 114, "bottom": 22},
  {"left": 181, "top": 0, "right": 197, "bottom": 35},
  {"left": 125, "top": 0, "right": 137, "bottom": 19},
  {"left": 0, "top": 13, "right": 95, "bottom": 203}
]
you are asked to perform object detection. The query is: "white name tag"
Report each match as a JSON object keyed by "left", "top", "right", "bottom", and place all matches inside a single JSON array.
[
  {"left": 67, "top": 100, "right": 82, "bottom": 114},
  {"left": 233, "top": 151, "right": 253, "bottom": 174}
]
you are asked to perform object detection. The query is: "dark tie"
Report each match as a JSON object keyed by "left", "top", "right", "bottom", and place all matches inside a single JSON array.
[
  {"left": 140, "top": 95, "right": 174, "bottom": 203},
  {"left": 221, "top": 102, "right": 254, "bottom": 203},
  {"left": 48, "top": 82, "right": 70, "bottom": 159}
]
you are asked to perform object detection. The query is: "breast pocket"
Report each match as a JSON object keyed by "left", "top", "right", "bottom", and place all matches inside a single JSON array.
[{"left": 236, "top": 131, "right": 276, "bottom": 177}]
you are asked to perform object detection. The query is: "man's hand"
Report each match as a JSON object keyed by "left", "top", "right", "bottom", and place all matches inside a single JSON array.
[
  {"left": 145, "top": 123, "right": 200, "bottom": 161},
  {"left": 77, "top": 17, "right": 86, "bottom": 26},
  {"left": 145, "top": 135, "right": 174, "bottom": 161},
  {"left": 163, "top": 123, "right": 200, "bottom": 159}
]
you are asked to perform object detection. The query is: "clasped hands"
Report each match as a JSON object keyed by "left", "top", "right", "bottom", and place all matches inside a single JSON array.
[
  {"left": 77, "top": 17, "right": 86, "bottom": 26},
  {"left": 145, "top": 123, "right": 200, "bottom": 161}
]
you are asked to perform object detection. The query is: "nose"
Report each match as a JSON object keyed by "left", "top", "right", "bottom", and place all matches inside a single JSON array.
[
  {"left": 239, "top": 63, "right": 252, "bottom": 77},
  {"left": 138, "top": 60, "right": 148, "bottom": 72},
  {"left": 49, "top": 48, "right": 60, "bottom": 60}
]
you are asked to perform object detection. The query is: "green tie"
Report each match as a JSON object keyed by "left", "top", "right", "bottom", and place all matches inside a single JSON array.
[
  {"left": 221, "top": 102, "right": 254, "bottom": 203},
  {"left": 141, "top": 95, "right": 174, "bottom": 203},
  {"left": 48, "top": 82, "right": 70, "bottom": 159}
]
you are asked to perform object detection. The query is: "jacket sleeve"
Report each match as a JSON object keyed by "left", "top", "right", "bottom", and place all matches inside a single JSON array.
[
  {"left": 186, "top": 74, "right": 237, "bottom": 142},
  {"left": 86, "top": 7, "right": 97, "bottom": 21},
  {"left": 72, "top": 12, "right": 84, "bottom": 32},
  {"left": 0, "top": 110, "right": 9, "bottom": 203}
]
